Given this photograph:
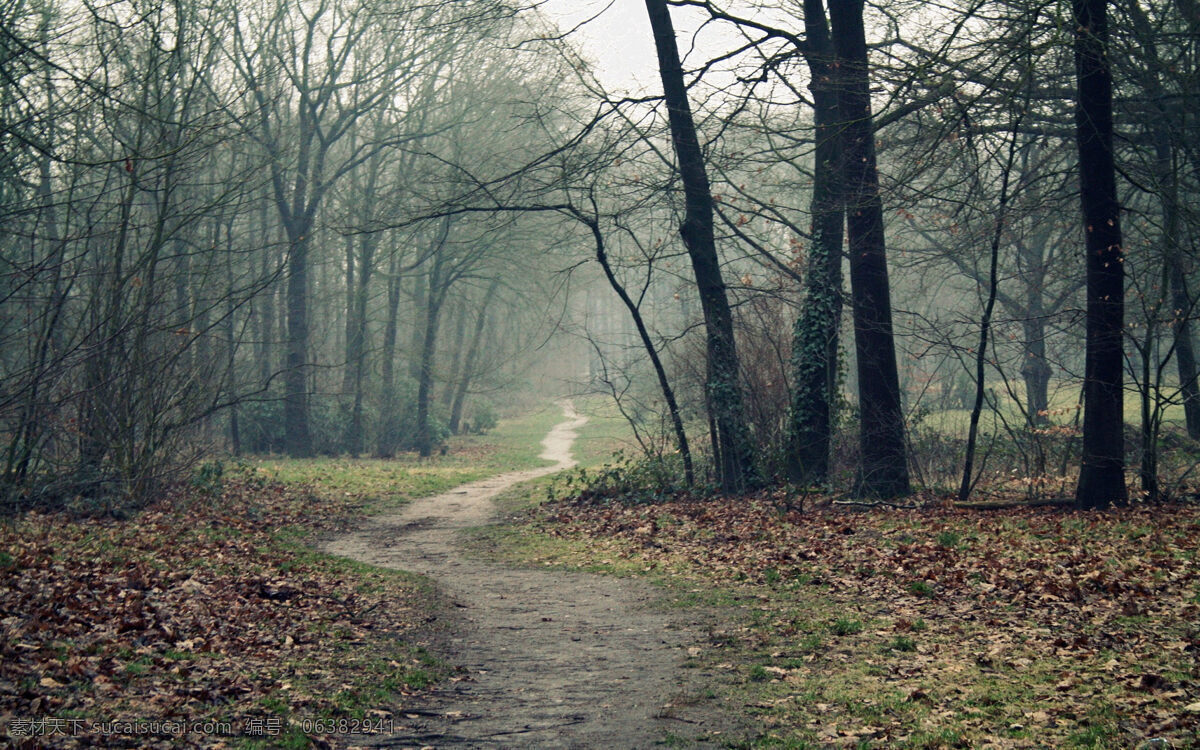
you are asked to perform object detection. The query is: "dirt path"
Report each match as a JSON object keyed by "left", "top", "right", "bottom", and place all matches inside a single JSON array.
[{"left": 322, "top": 402, "right": 725, "bottom": 749}]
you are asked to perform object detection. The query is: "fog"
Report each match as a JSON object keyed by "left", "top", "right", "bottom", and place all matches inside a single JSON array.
[{"left": 1, "top": 0, "right": 1191, "bottom": 507}]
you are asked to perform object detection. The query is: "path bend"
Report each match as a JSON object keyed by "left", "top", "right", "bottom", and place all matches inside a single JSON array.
[{"left": 322, "top": 401, "right": 721, "bottom": 748}]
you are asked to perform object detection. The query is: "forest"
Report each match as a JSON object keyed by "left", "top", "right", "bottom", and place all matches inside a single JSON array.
[
  {"left": 2, "top": 0, "right": 1200, "bottom": 746},
  {"left": 2, "top": 0, "right": 1199, "bottom": 508}
]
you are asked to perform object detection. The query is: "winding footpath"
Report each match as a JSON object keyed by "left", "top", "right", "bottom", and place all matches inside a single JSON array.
[{"left": 322, "top": 402, "right": 723, "bottom": 748}]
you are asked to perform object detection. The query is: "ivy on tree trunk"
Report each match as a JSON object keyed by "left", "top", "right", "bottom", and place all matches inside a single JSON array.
[{"left": 786, "top": 0, "right": 844, "bottom": 486}]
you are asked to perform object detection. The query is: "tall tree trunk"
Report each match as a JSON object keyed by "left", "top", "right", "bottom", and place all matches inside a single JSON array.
[
  {"left": 1168, "top": 259, "right": 1200, "bottom": 439},
  {"left": 645, "top": 0, "right": 756, "bottom": 493},
  {"left": 450, "top": 280, "right": 499, "bottom": 435},
  {"left": 787, "top": 0, "right": 844, "bottom": 485},
  {"left": 416, "top": 254, "right": 447, "bottom": 458},
  {"left": 442, "top": 301, "right": 467, "bottom": 410},
  {"left": 415, "top": 218, "right": 454, "bottom": 458},
  {"left": 282, "top": 225, "right": 313, "bottom": 457},
  {"left": 1128, "top": 0, "right": 1200, "bottom": 439},
  {"left": 224, "top": 218, "right": 242, "bottom": 457},
  {"left": 827, "top": 0, "right": 910, "bottom": 498},
  {"left": 377, "top": 252, "right": 404, "bottom": 458},
  {"left": 343, "top": 232, "right": 378, "bottom": 457},
  {"left": 1021, "top": 310, "right": 1052, "bottom": 425},
  {"left": 174, "top": 242, "right": 192, "bottom": 374},
  {"left": 1073, "top": 0, "right": 1127, "bottom": 509},
  {"left": 342, "top": 233, "right": 357, "bottom": 395},
  {"left": 257, "top": 210, "right": 275, "bottom": 389},
  {"left": 341, "top": 155, "right": 381, "bottom": 425},
  {"left": 408, "top": 271, "right": 428, "bottom": 381}
]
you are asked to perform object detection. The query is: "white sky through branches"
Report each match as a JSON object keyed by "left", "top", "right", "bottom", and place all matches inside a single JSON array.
[{"left": 540, "top": 0, "right": 727, "bottom": 94}]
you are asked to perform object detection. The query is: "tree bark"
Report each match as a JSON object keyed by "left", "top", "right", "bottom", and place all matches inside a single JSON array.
[
  {"left": 1072, "top": 0, "right": 1127, "bottom": 509},
  {"left": 415, "top": 218, "right": 454, "bottom": 458},
  {"left": 442, "top": 301, "right": 467, "bottom": 411},
  {"left": 415, "top": 289, "right": 445, "bottom": 457},
  {"left": 645, "top": 0, "right": 756, "bottom": 493},
  {"left": 224, "top": 218, "right": 242, "bottom": 458},
  {"left": 1021, "top": 312, "right": 1052, "bottom": 424},
  {"left": 1128, "top": 0, "right": 1200, "bottom": 439},
  {"left": 787, "top": 0, "right": 844, "bottom": 486},
  {"left": 342, "top": 233, "right": 357, "bottom": 396},
  {"left": 449, "top": 280, "right": 499, "bottom": 435},
  {"left": 377, "top": 252, "right": 404, "bottom": 458},
  {"left": 827, "top": 0, "right": 910, "bottom": 498},
  {"left": 408, "top": 272, "right": 428, "bottom": 381},
  {"left": 256, "top": 204, "right": 275, "bottom": 390},
  {"left": 282, "top": 227, "right": 314, "bottom": 457},
  {"left": 1168, "top": 260, "right": 1200, "bottom": 439},
  {"left": 343, "top": 230, "right": 378, "bottom": 457}
]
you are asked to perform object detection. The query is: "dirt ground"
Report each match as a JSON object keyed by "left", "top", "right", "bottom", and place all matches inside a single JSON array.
[{"left": 322, "top": 402, "right": 730, "bottom": 749}]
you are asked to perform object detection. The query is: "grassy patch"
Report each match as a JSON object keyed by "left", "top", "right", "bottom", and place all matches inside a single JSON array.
[
  {"left": 250, "top": 404, "right": 569, "bottom": 514},
  {"left": 570, "top": 396, "right": 643, "bottom": 468}
]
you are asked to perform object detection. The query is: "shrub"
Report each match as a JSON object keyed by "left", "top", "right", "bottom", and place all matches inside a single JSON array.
[
  {"left": 468, "top": 400, "right": 498, "bottom": 434},
  {"left": 556, "top": 450, "right": 694, "bottom": 505}
]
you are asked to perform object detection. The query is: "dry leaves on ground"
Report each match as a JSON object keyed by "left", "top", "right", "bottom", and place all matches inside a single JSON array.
[
  {"left": 1, "top": 477, "right": 441, "bottom": 748},
  {"left": 535, "top": 491, "right": 1200, "bottom": 747}
]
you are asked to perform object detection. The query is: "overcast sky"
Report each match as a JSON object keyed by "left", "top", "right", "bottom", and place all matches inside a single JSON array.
[{"left": 538, "top": 0, "right": 726, "bottom": 94}]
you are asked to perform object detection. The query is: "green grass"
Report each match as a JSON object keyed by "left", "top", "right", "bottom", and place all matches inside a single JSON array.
[
  {"left": 907, "top": 580, "right": 935, "bottom": 597},
  {"left": 570, "top": 395, "right": 643, "bottom": 468},
  {"left": 249, "top": 404, "right": 572, "bottom": 512},
  {"left": 936, "top": 530, "right": 961, "bottom": 548},
  {"left": 917, "top": 384, "right": 1191, "bottom": 438},
  {"left": 887, "top": 635, "right": 917, "bottom": 652}
]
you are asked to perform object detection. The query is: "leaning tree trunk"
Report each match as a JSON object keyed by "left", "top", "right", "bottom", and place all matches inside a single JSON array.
[
  {"left": 588, "top": 218, "right": 695, "bottom": 487},
  {"left": 787, "top": 0, "right": 844, "bottom": 486},
  {"left": 1072, "top": 0, "right": 1127, "bottom": 509},
  {"left": 827, "top": 0, "right": 910, "bottom": 498},
  {"left": 645, "top": 0, "right": 757, "bottom": 493}
]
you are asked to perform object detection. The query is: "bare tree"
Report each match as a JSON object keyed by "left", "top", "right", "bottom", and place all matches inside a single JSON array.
[
  {"left": 1073, "top": 0, "right": 1128, "bottom": 509},
  {"left": 224, "top": 0, "right": 467, "bottom": 456},
  {"left": 645, "top": 0, "right": 757, "bottom": 493},
  {"left": 826, "top": 0, "right": 911, "bottom": 497}
]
